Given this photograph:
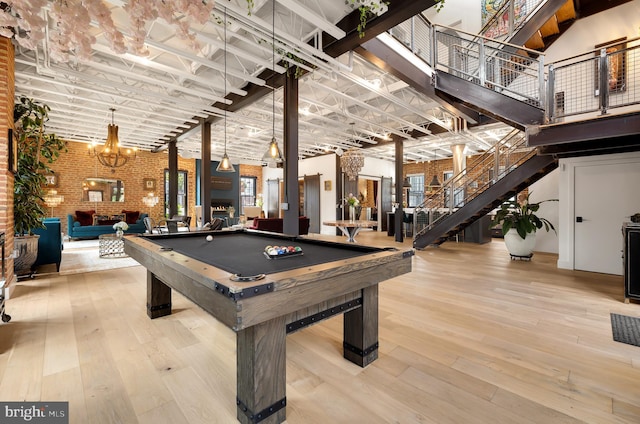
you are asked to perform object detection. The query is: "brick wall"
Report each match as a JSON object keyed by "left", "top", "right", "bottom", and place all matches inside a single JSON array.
[
  {"left": 402, "top": 152, "right": 529, "bottom": 206},
  {"left": 0, "top": 37, "right": 14, "bottom": 287},
  {"left": 46, "top": 140, "right": 196, "bottom": 236},
  {"left": 404, "top": 157, "right": 454, "bottom": 183}
]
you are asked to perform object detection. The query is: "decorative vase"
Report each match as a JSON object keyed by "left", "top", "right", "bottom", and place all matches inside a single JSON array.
[
  {"left": 116, "top": 229, "right": 124, "bottom": 238},
  {"left": 349, "top": 205, "right": 356, "bottom": 222},
  {"left": 503, "top": 229, "right": 536, "bottom": 257}
]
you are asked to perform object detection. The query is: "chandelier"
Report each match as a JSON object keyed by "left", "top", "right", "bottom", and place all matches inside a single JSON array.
[
  {"left": 89, "top": 108, "right": 136, "bottom": 170},
  {"left": 340, "top": 148, "right": 364, "bottom": 181}
]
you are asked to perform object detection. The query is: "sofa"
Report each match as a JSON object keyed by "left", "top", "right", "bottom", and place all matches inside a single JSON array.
[
  {"left": 32, "top": 218, "right": 63, "bottom": 272},
  {"left": 68, "top": 210, "right": 148, "bottom": 239},
  {"left": 249, "top": 216, "right": 310, "bottom": 235}
]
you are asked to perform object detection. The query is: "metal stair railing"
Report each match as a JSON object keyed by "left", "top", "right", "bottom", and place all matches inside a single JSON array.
[
  {"left": 388, "top": 13, "right": 640, "bottom": 124},
  {"left": 413, "top": 129, "right": 536, "bottom": 238},
  {"left": 392, "top": 14, "right": 546, "bottom": 110}
]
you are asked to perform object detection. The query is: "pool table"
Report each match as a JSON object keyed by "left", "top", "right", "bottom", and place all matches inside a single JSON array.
[{"left": 124, "top": 229, "right": 413, "bottom": 424}]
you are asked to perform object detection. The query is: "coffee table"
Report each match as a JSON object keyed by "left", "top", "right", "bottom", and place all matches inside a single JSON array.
[{"left": 98, "top": 234, "right": 128, "bottom": 258}]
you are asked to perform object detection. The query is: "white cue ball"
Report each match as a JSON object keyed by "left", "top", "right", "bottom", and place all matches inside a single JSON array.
[{"left": 206, "top": 235, "right": 213, "bottom": 242}]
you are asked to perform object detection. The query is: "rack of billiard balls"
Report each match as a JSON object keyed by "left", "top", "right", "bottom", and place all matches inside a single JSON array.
[{"left": 263, "top": 245, "right": 303, "bottom": 259}]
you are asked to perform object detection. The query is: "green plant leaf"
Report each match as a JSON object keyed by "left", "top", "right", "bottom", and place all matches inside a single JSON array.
[{"left": 13, "top": 97, "right": 66, "bottom": 236}]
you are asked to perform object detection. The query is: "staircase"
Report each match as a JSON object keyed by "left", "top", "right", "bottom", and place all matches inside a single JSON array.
[
  {"left": 360, "top": 2, "right": 640, "bottom": 247},
  {"left": 412, "top": 131, "right": 558, "bottom": 248}
]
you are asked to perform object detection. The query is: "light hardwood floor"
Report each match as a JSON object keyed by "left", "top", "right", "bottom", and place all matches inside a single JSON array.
[{"left": 0, "top": 231, "right": 638, "bottom": 424}]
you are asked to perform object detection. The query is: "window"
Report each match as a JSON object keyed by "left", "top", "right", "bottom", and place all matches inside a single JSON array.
[
  {"left": 442, "top": 170, "right": 465, "bottom": 208},
  {"left": 240, "top": 176, "right": 257, "bottom": 207},
  {"left": 407, "top": 174, "right": 424, "bottom": 207},
  {"left": 164, "top": 169, "right": 188, "bottom": 217}
]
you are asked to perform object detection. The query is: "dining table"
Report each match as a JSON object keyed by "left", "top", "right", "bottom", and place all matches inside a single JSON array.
[{"left": 323, "top": 220, "right": 378, "bottom": 243}]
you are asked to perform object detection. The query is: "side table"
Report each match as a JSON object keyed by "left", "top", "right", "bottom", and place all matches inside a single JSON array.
[{"left": 98, "top": 234, "right": 128, "bottom": 258}]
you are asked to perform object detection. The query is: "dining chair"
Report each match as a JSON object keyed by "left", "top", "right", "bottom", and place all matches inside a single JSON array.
[{"left": 166, "top": 220, "right": 179, "bottom": 233}]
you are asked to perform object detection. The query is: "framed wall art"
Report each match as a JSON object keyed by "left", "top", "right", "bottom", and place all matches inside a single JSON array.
[
  {"left": 143, "top": 178, "right": 156, "bottom": 191},
  {"left": 44, "top": 173, "right": 59, "bottom": 188},
  {"left": 594, "top": 37, "right": 627, "bottom": 95},
  {"left": 88, "top": 190, "right": 103, "bottom": 202}
]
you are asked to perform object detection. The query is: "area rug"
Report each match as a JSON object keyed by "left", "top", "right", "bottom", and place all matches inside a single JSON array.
[
  {"left": 610, "top": 313, "right": 640, "bottom": 347},
  {"left": 36, "top": 239, "right": 140, "bottom": 276}
]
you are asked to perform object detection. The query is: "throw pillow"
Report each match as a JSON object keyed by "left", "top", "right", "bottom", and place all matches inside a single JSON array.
[
  {"left": 75, "top": 210, "right": 95, "bottom": 226},
  {"left": 110, "top": 214, "right": 125, "bottom": 222},
  {"left": 122, "top": 210, "right": 140, "bottom": 224},
  {"left": 92, "top": 214, "right": 110, "bottom": 225}
]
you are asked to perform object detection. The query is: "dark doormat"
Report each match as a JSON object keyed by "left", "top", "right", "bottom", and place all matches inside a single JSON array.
[{"left": 610, "top": 313, "right": 640, "bottom": 347}]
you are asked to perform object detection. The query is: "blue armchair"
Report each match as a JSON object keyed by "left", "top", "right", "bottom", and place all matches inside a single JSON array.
[{"left": 32, "top": 218, "right": 63, "bottom": 272}]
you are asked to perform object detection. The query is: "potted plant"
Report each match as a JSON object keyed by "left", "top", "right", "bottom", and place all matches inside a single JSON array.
[
  {"left": 13, "top": 97, "right": 66, "bottom": 276},
  {"left": 490, "top": 192, "right": 557, "bottom": 258}
]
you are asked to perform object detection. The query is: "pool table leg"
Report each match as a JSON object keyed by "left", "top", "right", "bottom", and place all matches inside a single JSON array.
[
  {"left": 343, "top": 285, "right": 379, "bottom": 367},
  {"left": 236, "top": 316, "right": 287, "bottom": 424},
  {"left": 146, "top": 271, "right": 172, "bottom": 319}
]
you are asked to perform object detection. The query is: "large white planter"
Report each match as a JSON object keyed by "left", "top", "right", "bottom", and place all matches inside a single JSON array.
[{"left": 503, "top": 229, "right": 536, "bottom": 257}]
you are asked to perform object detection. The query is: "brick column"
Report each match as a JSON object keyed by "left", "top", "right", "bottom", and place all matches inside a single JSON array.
[{"left": 0, "top": 37, "right": 15, "bottom": 292}]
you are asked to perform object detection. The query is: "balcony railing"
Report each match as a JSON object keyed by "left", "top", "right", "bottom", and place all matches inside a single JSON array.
[{"left": 387, "top": 13, "right": 640, "bottom": 123}]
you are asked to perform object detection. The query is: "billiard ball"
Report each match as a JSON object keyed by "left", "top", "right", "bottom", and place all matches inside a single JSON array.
[{"left": 206, "top": 235, "right": 213, "bottom": 242}]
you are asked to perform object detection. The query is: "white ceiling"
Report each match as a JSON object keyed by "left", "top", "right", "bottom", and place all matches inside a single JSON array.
[{"left": 13, "top": 0, "right": 512, "bottom": 165}]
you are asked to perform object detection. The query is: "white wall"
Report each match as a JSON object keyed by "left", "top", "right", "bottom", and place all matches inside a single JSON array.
[
  {"left": 423, "top": 0, "right": 481, "bottom": 34},
  {"left": 557, "top": 151, "right": 640, "bottom": 270},
  {"left": 299, "top": 154, "right": 339, "bottom": 235},
  {"left": 528, "top": 169, "right": 560, "bottom": 254},
  {"left": 359, "top": 156, "right": 395, "bottom": 179},
  {"left": 529, "top": 1, "right": 640, "bottom": 260},
  {"left": 261, "top": 155, "right": 395, "bottom": 235}
]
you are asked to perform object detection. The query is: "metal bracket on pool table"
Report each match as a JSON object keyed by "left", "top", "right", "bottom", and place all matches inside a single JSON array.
[
  {"left": 214, "top": 281, "right": 274, "bottom": 302},
  {"left": 285, "top": 298, "right": 362, "bottom": 333},
  {"left": 237, "top": 396, "right": 286, "bottom": 424}
]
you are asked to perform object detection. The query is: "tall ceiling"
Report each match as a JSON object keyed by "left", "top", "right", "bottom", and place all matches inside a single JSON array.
[{"left": 13, "top": 0, "right": 513, "bottom": 165}]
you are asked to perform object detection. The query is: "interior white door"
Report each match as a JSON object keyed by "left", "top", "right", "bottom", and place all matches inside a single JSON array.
[{"left": 574, "top": 162, "right": 640, "bottom": 275}]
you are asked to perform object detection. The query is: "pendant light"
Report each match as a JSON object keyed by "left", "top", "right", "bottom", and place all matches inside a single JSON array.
[
  {"left": 262, "top": 0, "right": 283, "bottom": 164},
  {"left": 429, "top": 148, "right": 441, "bottom": 187},
  {"left": 216, "top": 6, "right": 235, "bottom": 173}
]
